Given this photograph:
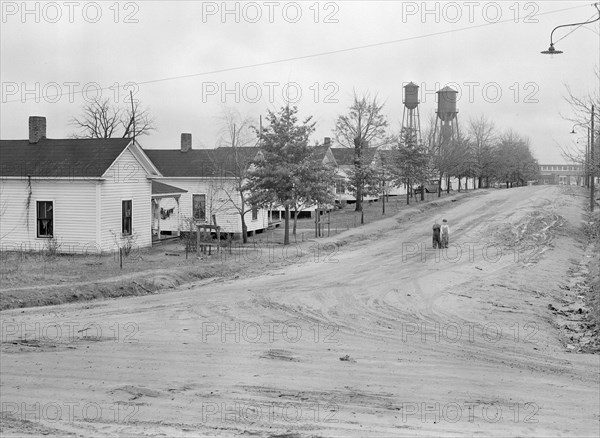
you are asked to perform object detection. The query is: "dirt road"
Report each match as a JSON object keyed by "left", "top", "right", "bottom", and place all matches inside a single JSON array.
[{"left": 1, "top": 186, "right": 598, "bottom": 437}]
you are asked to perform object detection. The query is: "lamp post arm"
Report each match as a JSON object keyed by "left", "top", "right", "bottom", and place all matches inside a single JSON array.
[{"left": 549, "top": 11, "right": 600, "bottom": 45}]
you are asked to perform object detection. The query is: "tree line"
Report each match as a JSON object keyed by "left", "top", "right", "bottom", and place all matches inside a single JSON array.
[{"left": 71, "top": 93, "right": 541, "bottom": 245}]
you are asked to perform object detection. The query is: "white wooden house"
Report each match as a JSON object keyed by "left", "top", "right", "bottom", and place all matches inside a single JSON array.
[
  {"left": 0, "top": 117, "right": 161, "bottom": 254},
  {"left": 330, "top": 146, "right": 380, "bottom": 204},
  {"left": 144, "top": 135, "right": 269, "bottom": 239}
]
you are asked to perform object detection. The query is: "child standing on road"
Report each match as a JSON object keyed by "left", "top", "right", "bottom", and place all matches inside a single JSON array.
[
  {"left": 441, "top": 219, "right": 450, "bottom": 248},
  {"left": 432, "top": 221, "right": 441, "bottom": 249}
]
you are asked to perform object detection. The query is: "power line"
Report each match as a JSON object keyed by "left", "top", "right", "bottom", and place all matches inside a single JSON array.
[
  {"left": 3, "top": 3, "right": 592, "bottom": 104},
  {"left": 555, "top": 12, "right": 599, "bottom": 43}
]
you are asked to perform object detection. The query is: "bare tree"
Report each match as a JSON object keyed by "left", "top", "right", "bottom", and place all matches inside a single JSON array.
[
  {"left": 335, "top": 92, "right": 388, "bottom": 217},
  {"left": 71, "top": 97, "right": 155, "bottom": 139},
  {"left": 561, "top": 68, "right": 600, "bottom": 199},
  {"left": 213, "top": 108, "right": 259, "bottom": 244},
  {"left": 468, "top": 115, "right": 497, "bottom": 188},
  {"left": 492, "top": 130, "right": 538, "bottom": 187},
  {"left": 431, "top": 122, "right": 472, "bottom": 195},
  {"left": 217, "top": 107, "right": 257, "bottom": 148},
  {"left": 562, "top": 68, "right": 599, "bottom": 127}
]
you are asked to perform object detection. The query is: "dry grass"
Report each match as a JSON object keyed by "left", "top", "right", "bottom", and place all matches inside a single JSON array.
[{"left": 0, "top": 188, "right": 478, "bottom": 311}]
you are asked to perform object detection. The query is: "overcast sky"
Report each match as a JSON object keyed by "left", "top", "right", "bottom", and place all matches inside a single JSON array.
[{"left": 1, "top": 1, "right": 599, "bottom": 163}]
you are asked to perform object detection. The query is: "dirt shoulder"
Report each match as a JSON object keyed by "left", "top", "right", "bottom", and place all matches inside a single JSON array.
[
  {"left": 0, "top": 189, "right": 482, "bottom": 311},
  {"left": 548, "top": 208, "right": 600, "bottom": 353}
]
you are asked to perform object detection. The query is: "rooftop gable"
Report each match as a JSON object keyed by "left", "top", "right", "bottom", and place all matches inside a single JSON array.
[
  {"left": 330, "top": 147, "right": 377, "bottom": 166},
  {"left": 0, "top": 137, "right": 133, "bottom": 178},
  {"left": 144, "top": 147, "right": 261, "bottom": 178}
]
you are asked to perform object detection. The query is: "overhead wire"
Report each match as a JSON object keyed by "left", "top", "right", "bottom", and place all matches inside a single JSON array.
[{"left": 2, "top": 3, "right": 593, "bottom": 104}]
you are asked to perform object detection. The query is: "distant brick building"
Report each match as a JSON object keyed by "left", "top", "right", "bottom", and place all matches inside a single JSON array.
[{"left": 539, "top": 163, "right": 584, "bottom": 185}]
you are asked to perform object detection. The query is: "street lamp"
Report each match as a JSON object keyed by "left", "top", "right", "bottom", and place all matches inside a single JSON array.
[
  {"left": 541, "top": 3, "right": 600, "bottom": 54},
  {"left": 542, "top": 3, "right": 600, "bottom": 210}
]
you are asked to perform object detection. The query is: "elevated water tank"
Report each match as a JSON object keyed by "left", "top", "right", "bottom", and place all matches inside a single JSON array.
[
  {"left": 404, "top": 82, "right": 419, "bottom": 109},
  {"left": 437, "top": 86, "right": 458, "bottom": 122}
]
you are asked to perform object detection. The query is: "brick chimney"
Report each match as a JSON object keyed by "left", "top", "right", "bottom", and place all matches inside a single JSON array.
[
  {"left": 29, "top": 116, "right": 46, "bottom": 144},
  {"left": 324, "top": 137, "right": 331, "bottom": 146},
  {"left": 181, "top": 133, "right": 192, "bottom": 152}
]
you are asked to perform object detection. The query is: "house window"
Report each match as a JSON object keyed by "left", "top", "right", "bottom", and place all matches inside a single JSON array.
[
  {"left": 335, "top": 180, "right": 346, "bottom": 194},
  {"left": 122, "top": 200, "right": 132, "bottom": 235},
  {"left": 251, "top": 204, "right": 258, "bottom": 221},
  {"left": 192, "top": 194, "right": 206, "bottom": 221},
  {"left": 36, "top": 201, "right": 53, "bottom": 238}
]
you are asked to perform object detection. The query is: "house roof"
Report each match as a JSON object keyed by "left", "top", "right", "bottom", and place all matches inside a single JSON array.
[
  {"left": 309, "top": 145, "right": 330, "bottom": 161},
  {"left": 212, "top": 147, "right": 261, "bottom": 175},
  {"left": 376, "top": 149, "right": 396, "bottom": 163},
  {"left": 151, "top": 180, "right": 187, "bottom": 196},
  {"left": 144, "top": 149, "right": 215, "bottom": 177},
  {"left": 0, "top": 138, "right": 133, "bottom": 177},
  {"left": 330, "top": 147, "right": 377, "bottom": 166},
  {"left": 144, "top": 147, "right": 261, "bottom": 178}
]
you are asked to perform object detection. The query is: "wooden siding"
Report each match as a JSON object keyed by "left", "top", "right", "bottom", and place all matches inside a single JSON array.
[
  {"left": 0, "top": 178, "right": 98, "bottom": 253},
  {"left": 100, "top": 148, "right": 152, "bottom": 252},
  {"left": 156, "top": 178, "right": 268, "bottom": 234}
]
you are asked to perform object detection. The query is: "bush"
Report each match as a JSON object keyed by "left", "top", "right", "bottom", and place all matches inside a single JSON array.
[{"left": 44, "top": 237, "right": 61, "bottom": 257}]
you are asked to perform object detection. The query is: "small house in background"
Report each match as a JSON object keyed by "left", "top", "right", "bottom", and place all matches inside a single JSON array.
[
  {"left": 144, "top": 134, "right": 269, "bottom": 239},
  {"left": 268, "top": 137, "right": 338, "bottom": 220},
  {"left": 313, "top": 137, "right": 337, "bottom": 167},
  {"left": 0, "top": 116, "right": 160, "bottom": 254},
  {"left": 330, "top": 145, "right": 379, "bottom": 205},
  {"left": 373, "top": 149, "right": 407, "bottom": 197}
]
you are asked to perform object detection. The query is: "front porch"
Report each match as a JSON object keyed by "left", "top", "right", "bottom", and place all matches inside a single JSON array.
[{"left": 151, "top": 180, "right": 187, "bottom": 243}]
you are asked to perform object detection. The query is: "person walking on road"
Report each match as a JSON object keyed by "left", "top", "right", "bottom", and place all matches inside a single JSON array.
[
  {"left": 441, "top": 219, "right": 450, "bottom": 248},
  {"left": 432, "top": 220, "right": 441, "bottom": 249}
]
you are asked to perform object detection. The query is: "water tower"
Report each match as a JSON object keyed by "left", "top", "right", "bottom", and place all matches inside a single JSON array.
[
  {"left": 433, "top": 86, "right": 459, "bottom": 148},
  {"left": 401, "top": 82, "right": 422, "bottom": 147}
]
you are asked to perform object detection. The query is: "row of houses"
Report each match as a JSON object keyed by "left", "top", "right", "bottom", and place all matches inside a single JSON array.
[{"left": 1, "top": 116, "right": 414, "bottom": 254}]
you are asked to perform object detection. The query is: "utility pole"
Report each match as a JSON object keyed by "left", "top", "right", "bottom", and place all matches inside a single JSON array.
[
  {"left": 586, "top": 127, "right": 590, "bottom": 189},
  {"left": 130, "top": 90, "right": 135, "bottom": 144},
  {"left": 591, "top": 105, "right": 595, "bottom": 212}
]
